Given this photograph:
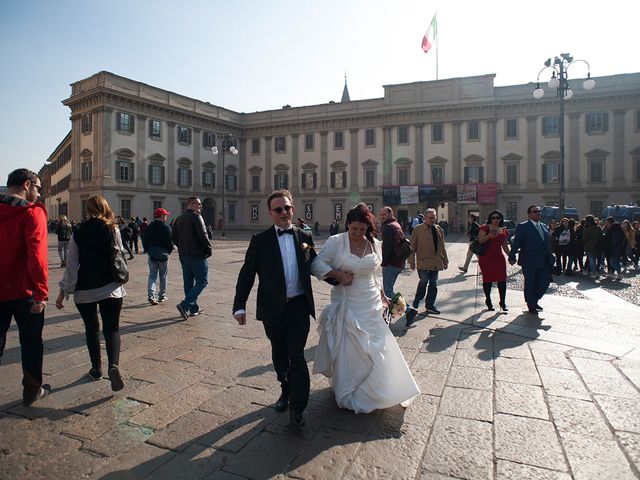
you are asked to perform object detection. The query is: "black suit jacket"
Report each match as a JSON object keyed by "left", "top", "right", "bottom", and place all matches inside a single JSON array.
[{"left": 233, "top": 225, "right": 316, "bottom": 322}]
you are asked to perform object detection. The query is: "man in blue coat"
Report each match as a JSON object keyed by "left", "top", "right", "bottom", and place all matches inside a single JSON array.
[{"left": 508, "top": 205, "right": 555, "bottom": 314}]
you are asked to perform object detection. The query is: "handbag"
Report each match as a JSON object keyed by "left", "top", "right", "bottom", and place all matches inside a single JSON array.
[
  {"left": 470, "top": 239, "right": 487, "bottom": 256},
  {"left": 110, "top": 228, "right": 129, "bottom": 284},
  {"left": 392, "top": 238, "right": 413, "bottom": 262}
]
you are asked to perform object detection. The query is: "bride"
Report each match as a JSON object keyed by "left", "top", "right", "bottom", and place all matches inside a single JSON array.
[{"left": 310, "top": 203, "right": 420, "bottom": 413}]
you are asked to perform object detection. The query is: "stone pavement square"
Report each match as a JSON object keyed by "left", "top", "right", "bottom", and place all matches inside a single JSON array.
[{"left": 1, "top": 233, "right": 640, "bottom": 479}]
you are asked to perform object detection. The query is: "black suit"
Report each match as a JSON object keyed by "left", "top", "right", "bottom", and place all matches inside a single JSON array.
[{"left": 233, "top": 225, "right": 316, "bottom": 414}]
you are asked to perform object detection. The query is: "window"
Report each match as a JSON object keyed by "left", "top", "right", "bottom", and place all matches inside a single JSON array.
[
  {"left": 431, "top": 165, "right": 443, "bottom": 185},
  {"left": 397, "top": 126, "right": 409, "bottom": 145},
  {"left": 330, "top": 171, "right": 347, "bottom": 188},
  {"left": 542, "top": 116, "right": 559, "bottom": 136},
  {"left": 590, "top": 201, "right": 603, "bottom": 216},
  {"left": 116, "top": 160, "right": 134, "bottom": 182},
  {"left": 228, "top": 203, "right": 236, "bottom": 222},
  {"left": 81, "top": 199, "right": 88, "bottom": 219},
  {"left": 251, "top": 174, "right": 260, "bottom": 192},
  {"left": 542, "top": 163, "right": 559, "bottom": 184},
  {"left": 464, "top": 165, "right": 483, "bottom": 184},
  {"left": 181, "top": 201, "right": 188, "bottom": 213},
  {"left": 334, "top": 131, "right": 344, "bottom": 149},
  {"left": 274, "top": 173, "right": 288, "bottom": 189},
  {"left": 304, "top": 134, "right": 314, "bottom": 151},
  {"left": 202, "top": 171, "right": 215, "bottom": 189},
  {"left": 365, "top": 168, "right": 376, "bottom": 188},
  {"left": 148, "top": 164, "right": 165, "bottom": 185},
  {"left": 120, "top": 199, "right": 131, "bottom": 219},
  {"left": 431, "top": 122, "right": 443, "bottom": 143},
  {"left": 302, "top": 172, "right": 317, "bottom": 190},
  {"left": 226, "top": 172, "right": 237, "bottom": 191},
  {"left": 81, "top": 161, "right": 92, "bottom": 181},
  {"left": 202, "top": 131, "right": 215, "bottom": 149},
  {"left": 178, "top": 167, "right": 192, "bottom": 187},
  {"left": 588, "top": 160, "right": 604, "bottom": 183},
  {"left": 506, "top": 164, "right": 519, "bottom": 184},
  {"left": 275, "top": 136, "right": 286, "bottom": 153},
  {"left": 177, "top": 126, "right": 192, "bottom": 144},
  {"left": 397, "top": 167, "right": 409, "bottom": 186},
  {"left": 505, "top": 201, "right": 518, "bottom": 221},
  {"left": 467, "top": 121, "right": 479, "bottom": 141},
  {"left": 82, "top": 114, "right": 92, "bottom": 134},
  {"left": 116, "top": 112, "right": 134, "bottom": 134},
  {"left": 585, "top": 112, "right": 609, "bottom": 134},
  {"left": 505, "top": 119, "right": 518, "bottom": 139},
  {"left": 252, "top": 138, "right": 260, "bottom": 154},
  {"left": 365, "top": 129, "right": 375, "bottom": 147},
  {"left": 149, "top": 119, "right": 161, "bottom": 139},
  {"left": 153, "top": 200, "right": 163, "bottom": 211}
]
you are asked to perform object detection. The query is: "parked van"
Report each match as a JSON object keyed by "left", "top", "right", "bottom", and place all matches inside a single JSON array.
[
  {"left": 539, "top": 206, "right": 579, "bottom": 225},
  {"left": 600, "top": 205, "right": 640, "bottom": 223}
]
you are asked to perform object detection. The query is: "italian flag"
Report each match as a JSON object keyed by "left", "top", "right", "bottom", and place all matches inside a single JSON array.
[{"left": 421, "top": 13, "right": 437, "bottom": 53}]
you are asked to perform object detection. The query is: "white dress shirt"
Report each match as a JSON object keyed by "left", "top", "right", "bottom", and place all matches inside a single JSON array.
[{"left": 275, "top": 225, "right": 304, "bottom": 299}]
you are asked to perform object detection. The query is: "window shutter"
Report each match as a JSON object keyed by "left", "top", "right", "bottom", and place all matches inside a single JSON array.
[
  {"left": 274, "top": 174, "right": 277, "bottom": 189},
  {"left": 313, "top": 172, "right": 317, "bottom": 189},
  {"left": 148, "top": 165, "right": 153, "bottom": 183},
  {"left": 202, "top": 171, "right": 206, "bottom": 186},
  {"left": 603, "top": 113, "right": 609, "bottom": 133},
  {"left": 188, "top": 169, "right": 192, "bottom": 187},
  {"left": 479, "top": 167, "right": 484, "bottom": 183},
  {"left": 342, "top": 171, "right": 347, "bottom": 187},
  {"left": 130, "top": 116, "right": 135, "bottom": 134},
  {"left": 116, "top": 113, "right": 121, "bottom": 132},
  {"left": 330, "top": 171, "right": 335, "bottom": 188},
  {"left": 542, "top": 119, "right": 548, "bottom": 136},
  {"left": 130, "top": 162, "right": 135, "bottom": 181},
  {"left": 464, "top": 167, "right": 469, "bottom": 184},
  {"left": 187, "top": 128, "right": 192, "bottom": 144},
  {"left": 302, "top": 173, "right": 306, "bottom": 188},
  {"left": 585, "top": 114, "right": 591, "bottom": 134},
  {"left": 160, "top": 166, "right": 165, "bottom": 184}
]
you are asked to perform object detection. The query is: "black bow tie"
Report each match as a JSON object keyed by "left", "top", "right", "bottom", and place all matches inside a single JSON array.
[{"left": 278, "top": 228, "right": 294, "bottom": 236}]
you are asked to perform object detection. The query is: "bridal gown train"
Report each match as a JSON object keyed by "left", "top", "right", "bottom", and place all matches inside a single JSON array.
[{"left": 310, "top": 233, "right": 420, "bottom": 414}]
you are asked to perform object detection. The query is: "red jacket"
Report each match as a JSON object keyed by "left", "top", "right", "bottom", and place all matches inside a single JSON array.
[{"left": 0, "top": 196, "right": 48, "bottom": 302}]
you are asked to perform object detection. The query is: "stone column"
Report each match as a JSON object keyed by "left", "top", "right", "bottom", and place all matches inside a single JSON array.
[
  {"left": 414, "top": 123, "right": 424, "bottom": 184},
  {"left": 70, "top": 114, "right": 82, "bottom": 189},
  {"left": 383, "top": 126, "right": 392, "bottom": 184},
  {"left": 319, "top": 131, "right": 328, "bottom": 193},
  {"left": 452, "top": 122, "right": 461, "bottom": 183},
  {"left": 238, "top": 138, "right": 247, "bottom": 195},
  {"left": 291, "top": 134, "right": 300, "bottom": 194},
  {"left": 613, "top": 109, "right": 626, "bottom": 188},
  {"left": 193, "top": 128, "right": 201, "bottom": 191},
  {"left": 526, "top": 116, "right": 538, "bottom": 188},
  {"left": 166, "top": 122, "right": 176, "bottom": 189},
  {"left": 567, "top": 113, "right": 580, "bottom": 189},
  {"left": 136, "top": 115, "right": 147, "bottom": 189},
  {"left": 264, "top": 136, "right": 272, "bottom": 194},
  {"left": 350, "top": 128, "right": 359, "bottom": 191},
  {"left": 103, "top": 108, "right": 113, "bottom": 179},
  {"left": 486, "top": 119, "right": 497, "bottom": 183}
]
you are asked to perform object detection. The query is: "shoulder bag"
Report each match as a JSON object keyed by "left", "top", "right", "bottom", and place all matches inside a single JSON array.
[{"left": 110, "top": 228, "right": 129, "bottom": 284}]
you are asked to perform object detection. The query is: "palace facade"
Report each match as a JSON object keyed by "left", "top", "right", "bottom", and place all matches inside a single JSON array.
[{"left": 42, "top": 71, "right": 640, "bottom": 230}]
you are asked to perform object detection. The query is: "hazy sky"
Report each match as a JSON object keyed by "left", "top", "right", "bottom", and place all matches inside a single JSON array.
[{"left": 1, "top": 0, "right": 638, "bottom": 185}]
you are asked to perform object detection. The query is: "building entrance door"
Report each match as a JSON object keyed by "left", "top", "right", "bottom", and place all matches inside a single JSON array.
[{"left": 202, "top": 198, "right": 216, "bottom": 229}]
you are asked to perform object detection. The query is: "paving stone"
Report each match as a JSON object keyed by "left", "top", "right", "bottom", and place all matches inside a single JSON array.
[
  {"left": 581, "top": 373, "right": 639, "bottom": 398},
  {"left": 446, "top": 366, "right": 493, "bottom": 391},
  {"left": 61, "top": 397, "right": 148, "bottom": 440},
  {"left": 567, "top": 349, "right": 616, "bottom": 361},
  {"left": 82, "top": 421, "right": 155, "bottom": 458},
  {"left": 494, "top": 339, "right": 533, "bottom": 360},
  {"left": 617, "top": 431, "right": 640, "bottom": 467},
  {"left": 594, "top": 394, "right": 640, "bottom": 433},
  {"left": 33, "top": 449, "right": 109, "bottom": 480},
  {"left": 87, "top": 442, "right": 176, "bottom": 480},
  {"left": 422, "top": 415, "right": 493, "bottom": 480},
  {"left": 380, "top": 394, "right": 439, "bottom": 431},
  {"left": 496, "top": 460, "right": 572, "bottom": 480},
  {"left": 560, "top": 431, "right": 636, "bottom": 479},
  {"left": 495, "top": 357, "right": 541, "bottom": 385},
  {"left": 495, "top": 381, "right": 549, "bottom": 420},
  {"left": 418, "top": 472, "right": 461, "bottom": 480},
  {"left": 439, "top": 386, "right": 492, "bottom": 421},
  {"left": 547, "top": 396, "right": 612, "bottom": 439},
  {"left": 198, "top": 384, "right": 275, "bottom": 418},
  {"left": 494, "top": 413, "right": 566, "bottom": 471},
  {"left": 128, "top": 366, "right": 211, "bottom": 404},
  {"left": 421, "top": 334, "right": 458, "bottom": 356},
  {"left": 147, "top": 409, "right": 225, "bottom": 452},
  {"left": 615, "top": 360, "right": 640, "bottom": 390},
  {"left": 413, "top": 369, "right": 447, "bottom": 396},
  {"left": 457, "top": 330, "right": 493, "bottom": 351},
  {"left": 531, "top": 349, "right": 573, "bottom": 369},
  {"left": 571, "top": 357, "right": 621, "bottom": 378},
  {"left": 453, "top": 349, "right": 493, "bottom": 369},
  {"left": 146, "top": 443, "right": 227, "bottom": 480},
  {"left": 412, "top": 353, "right": 453, "bottom": 373},
  {"left": 538, "top": 366, "right": 590, "bottom": 400}
]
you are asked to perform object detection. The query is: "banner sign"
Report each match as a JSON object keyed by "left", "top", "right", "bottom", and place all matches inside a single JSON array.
[
  {"left": 400, "top": 186, "right": 419, "bottom": 205},
  {"left": 250, "top": 204, "right": 259, "bottom": 221},
  {"left": 304, "top": 203, "right": 313, "bottom": 220}
]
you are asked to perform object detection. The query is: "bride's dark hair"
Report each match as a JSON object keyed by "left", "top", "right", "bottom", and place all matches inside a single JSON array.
[{"left": 346, "top": 203, "right": 377, "bottom": 244}]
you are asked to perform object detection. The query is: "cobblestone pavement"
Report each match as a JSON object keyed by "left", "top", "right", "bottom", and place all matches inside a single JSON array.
[{"left": 1, "top": 233, "right": 640, "bottom": 479}]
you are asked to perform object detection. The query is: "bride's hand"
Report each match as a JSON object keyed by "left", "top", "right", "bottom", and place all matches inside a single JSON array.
[
  {"left": 339, "top": 270, "right": 354, "bottom": 286},
  {"left": 381, "top": 294, "right": 390, "bottom": 308}
]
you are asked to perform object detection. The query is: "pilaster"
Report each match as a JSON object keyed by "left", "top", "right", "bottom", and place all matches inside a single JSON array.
[
  {"left": 136, "top": 115, "right": 147, "bottom": 189},
  {"left": 319, "top": 131, "right": 328, "bottom": 193},
  {"left": 264, "top": 136, "right": 272, "bottom": 194},
  {"left": 291, "top": 134, "right": 299, "bottom": 194},
  {"left": 526, "top": 116, "right": 538, "bottom": 188},
  {"left": 486, "top": 119, "right": 497, "bottom": 183},
  {"left": 612, "top": 109, "right": 626, "bottom": 188},
  {"left": 452, "top": 122, "right": 461, "bottom": 183},
  {"left": 567, "top": 113, "right": 580, "bottom": 189},
  {"left": 193, "top": 127, "right": 202, "bottom": 191},
  {"left": 383, "top": 126, "right": 392, "bottom": 184},
  {"left": 167, "top": 121, "right": 176, "bottom": 189},
  {"left": 349, "top": 128, "right": 359, "bottom": 192},
  {"left": 414, "top": 124, "right": 424, "bottom": 185}
]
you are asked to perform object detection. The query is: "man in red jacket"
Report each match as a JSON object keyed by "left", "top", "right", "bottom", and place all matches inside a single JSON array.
[{"left": 0, "top": 168, "right": 50, "bottom": 405}]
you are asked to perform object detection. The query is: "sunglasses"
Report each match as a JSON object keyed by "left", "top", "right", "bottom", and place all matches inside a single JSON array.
[
  {"left": 490, "top": 216, "right": 501, "bottom": 220},
  {"left": 271, "top": 205, "right": 293, "bottom": 214},
  {"left": 31, "top": 181, "right": 42, "bottom": 193},
  {"left": 531, "top": 210, "right": 540, "bottom": 213}
]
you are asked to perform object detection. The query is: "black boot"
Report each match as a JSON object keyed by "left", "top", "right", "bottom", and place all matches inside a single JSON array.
[
  {"left": 483, "top": 282, "right": 494, "bottom": 311},
  {"left": 485, "top": 299, "right": 495, "bottom": 311},
  {"left": 275, "top": 382, "right": 289, "bottom": 412},
  {"left": 498, "top": 281, "right": 507, "bottom": 312}
]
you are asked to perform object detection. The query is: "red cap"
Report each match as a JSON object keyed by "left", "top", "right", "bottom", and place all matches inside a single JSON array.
[{"left": 154, "top": 208, "right": 171, "bottom": 217}]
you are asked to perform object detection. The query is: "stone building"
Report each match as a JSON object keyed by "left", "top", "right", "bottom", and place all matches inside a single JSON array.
[{"left": 46, "top": 70, "right": 640, "bottom": 231}]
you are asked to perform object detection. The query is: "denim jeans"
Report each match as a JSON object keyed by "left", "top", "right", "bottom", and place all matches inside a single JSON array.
[
  {"left": 148, "top": 258, "right": 168, "bottom": 300},
  {"left": 58, "top": 240, "right": 69, "bottom": 264},
  {"left": 411, "top": 269, "right": 439, "bottom": 310},
  {"left": 179, "top": 256, "right": 209, "bottom": 314},
  {"left": 382, "top": 265, "right": 403, "bottom": 298},
  {"left": 586, "top": 252, "right": 598, "bottom": 275},
  {"left": 609, "top": 256, "right": 621, "bottom": 274}
]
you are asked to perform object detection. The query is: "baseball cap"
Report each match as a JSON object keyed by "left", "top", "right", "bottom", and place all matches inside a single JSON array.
[{"left": 154, "top": 207, "right": 171, "bottom": 217}]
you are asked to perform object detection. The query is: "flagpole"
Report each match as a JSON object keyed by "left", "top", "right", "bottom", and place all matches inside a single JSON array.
[{"left": 435, "top": 12, "right": 439, "bottom": 80}]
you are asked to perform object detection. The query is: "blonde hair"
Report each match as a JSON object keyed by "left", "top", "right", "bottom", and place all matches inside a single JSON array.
[
  {"left": 58, "top": 215, "right": 69, "bottom": 224},
  {"left": 85, "top": 195, "right": 117, "bottom": 229}
]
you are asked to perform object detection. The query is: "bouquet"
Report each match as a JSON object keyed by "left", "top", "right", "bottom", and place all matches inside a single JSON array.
[{"left": 384, "top": 292, "right": 407, "bottom": 325}]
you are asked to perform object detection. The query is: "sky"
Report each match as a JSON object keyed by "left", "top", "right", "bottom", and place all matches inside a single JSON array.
[{"left": 1, "top": 0, "right": 638, "bottom": 185}]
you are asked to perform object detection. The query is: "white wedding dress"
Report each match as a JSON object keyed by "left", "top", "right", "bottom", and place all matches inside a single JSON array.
[{"left": 311, "top": 233, "right": 420, "bottom": 414}]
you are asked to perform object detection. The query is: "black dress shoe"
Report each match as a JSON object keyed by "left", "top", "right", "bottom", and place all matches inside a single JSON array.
[
  {"left": 274, "top": 392, "right": 289, "bottom": 412},
  {"left": 485, "top": 300, "right": 495, "bottom": 311},
  {"left": 527, "top": 308, "right": 539, "bottom": 315},
  {"left": 535, "top": 304, "right": 543, "bottom": 311},
  {"left": 405, "top": 308, "right": 417, "bottom": 328},
  {"left": 289, "top": 409, "right": 305, "bottom": 427}
]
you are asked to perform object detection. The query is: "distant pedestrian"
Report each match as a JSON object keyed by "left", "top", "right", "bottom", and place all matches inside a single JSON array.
[
  {"left": 118, "top": 217, "right": 134, "bottom": 260},
  {"left": 0, "top": 168, "right": 50, "bottom": 405},
  {"left": 314, "top": 221, "right": 320, "bottom": 236},
  {"left": 142, "top": 208, "right": 174, "bottom": 305},
  {"left": 172, "top": 196, "right": 212, "bottom": 320},
  {"left": 139, "top": 217, "right": 149, "bottom": 251},
  {"left": 459, "top": 214, "right": 480, "bottom": 273},
  {"left": 56, "top": 195, "right": 126, "bottom": 391},
  {"left": 329, "top": 219, "right": 340, "bottom": 236},
  {"left": 56, "top": 215, "right": 72, "bottom": 267},
  {"left": 477, "top": 210, "right": 510, "bottom": 312},
  {"left": 379, "top": 206, "right": 405, "bottom": 299},
  {"left": 128, "top": 217, "right": 140, "bottom": 254}
]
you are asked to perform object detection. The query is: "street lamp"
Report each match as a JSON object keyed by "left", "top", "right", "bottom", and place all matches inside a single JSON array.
[
  {"left": 211, "top": 133, "right": 238, "bottom": 238},
  {"left": 533, "top": 53, "right": 595, "bottom": 219}
]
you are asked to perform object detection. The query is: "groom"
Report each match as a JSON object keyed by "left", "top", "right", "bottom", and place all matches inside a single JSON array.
[{"left": 233, "top": 190, "right": 316, "bottom": 427}]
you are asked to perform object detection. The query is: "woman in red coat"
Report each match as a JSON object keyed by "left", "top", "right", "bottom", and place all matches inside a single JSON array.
[{"left": 477, "top": 210, "right": 511, "bottom": 311}]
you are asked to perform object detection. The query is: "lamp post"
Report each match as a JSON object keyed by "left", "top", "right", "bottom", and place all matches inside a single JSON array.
[
  {"left": 211, "top": 133, "right": 238, "bottom": 238},
  {"left": 533, "top": 53, "right": 595, "bottom": 219}
]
